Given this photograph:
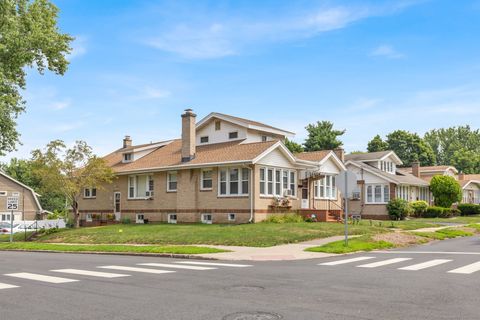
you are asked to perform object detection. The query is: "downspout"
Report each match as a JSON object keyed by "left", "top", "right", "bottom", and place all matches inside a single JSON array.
[{"left": 248, "top": 164, "right": 254, "bottom": 223}]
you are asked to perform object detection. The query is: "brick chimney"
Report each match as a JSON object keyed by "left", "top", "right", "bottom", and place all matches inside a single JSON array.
[
  {"left": 123, "top": 135, "right": 132, "bottom": 148},
  {"left": 412, "top": 161, "right": 420, "bottom": 178},
  {"left": 181, "top": 109, "right": 196, "bottom": 162},
  {"left": 459, "top": 171, "right": 465, "bottom": 181},
  {"left": 333, "top": 148, "right": 345, "bottom": 162}
]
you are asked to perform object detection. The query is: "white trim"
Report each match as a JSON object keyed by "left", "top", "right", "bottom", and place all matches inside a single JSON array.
[
  {"left": 252, "top": 141, "right": 297, "bottom": 165},
  {"left": 0, "top": 171, "right": 42, "bottom": 212},
  {"left": 127, "top": 174, "right": 154, "bottom": 199},
  {"left": 167, "top": 171, "right": 178, "bottom": 192},
  {"left": 365, "top": 184, "right": 390, "bottom": 204},
  {"left": 379, "top": 151, "right": 403, "bottom": 165},
  {"left": 167, "top": 213, "right": 177, "bottom": 224},
  {"left": 461, "top": 180, "right": 480, "bottom": 190},
  {"left": 201, "top": 213, "right": 213, "bottom": 224},
  {"left": 317, "top": 151, "right": 347, "bottom": 171},
  {"left": 259, "top": 166, "right": 296, "bottom": 197},
  {"left": 200, "top": 169, "right": 213, "bottom": 190},
  {"left": 345, "top": 161, "right": 398, "bottom": 185},
  {"left": 217, "top": 167, "right": 250, "bottom": 197}
]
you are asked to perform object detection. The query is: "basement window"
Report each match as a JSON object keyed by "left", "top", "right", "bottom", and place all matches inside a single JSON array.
[
  {"left": 168, "top": 214, "right": 177, "bottom": 224},
  {"left": 201, "top": 214, "right": 212, "bottom": 224},
  {"left": 228, "top": 213, "right": 236, "bottom": 222}
]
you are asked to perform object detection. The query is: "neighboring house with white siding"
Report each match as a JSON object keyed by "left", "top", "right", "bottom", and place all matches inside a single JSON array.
[{"left": 77, "top": 110, "right": 346, "bottom": 225}]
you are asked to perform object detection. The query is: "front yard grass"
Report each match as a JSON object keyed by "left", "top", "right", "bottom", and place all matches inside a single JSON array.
[
  {"left": 305, "top": 236, "right": 395, "bottom": 254},
  {"left": 412, "top": 228, "right": 474, "bottom": 240},
  {"left": 0, "top": 242, "right": 225, "bottom": 254},
  {"left": 35, "top": 222, "right": 389, "bottom": 247}
]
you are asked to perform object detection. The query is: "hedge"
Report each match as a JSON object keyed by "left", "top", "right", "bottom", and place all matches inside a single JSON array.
[{"left": 457, "top": 204, "right": 480, "bottom": 216}]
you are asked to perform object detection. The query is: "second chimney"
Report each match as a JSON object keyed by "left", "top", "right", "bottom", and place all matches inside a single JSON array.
[
  {"left": 459, "top": 171, "right": 465, "bottom": 181},
  {"left": 412, "top": 161, "right": 421, "bottom": 178},
  {"left": 123, "top": 135, "right": 132, "bottom": 148},
  {"left": 333, "top": 148, "right": 345, "bottom": 163},
  {"left": 181, "top": 109, "right": 196, "bottom": 162}
]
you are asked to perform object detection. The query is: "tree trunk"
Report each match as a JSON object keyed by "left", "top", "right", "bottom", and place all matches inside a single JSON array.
[{"left": 73, "top": 200, "right": 80, "bottom": 228}]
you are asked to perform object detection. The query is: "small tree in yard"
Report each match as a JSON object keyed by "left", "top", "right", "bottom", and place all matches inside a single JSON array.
[
  {"left": 429, "top": 175, "right": 462, "bottom": 208},
  {"left": 31, "top": 140, "right": 115, "bottom": 228}
]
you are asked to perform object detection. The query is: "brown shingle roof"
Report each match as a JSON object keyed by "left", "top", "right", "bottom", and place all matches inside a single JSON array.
[
  {"left": 104, "top": 140, "right": 277, "bottom": 173},
  {"left": 465, "top": 174, "right": 480, "bottom": 181},
  {"left": 295, "top": 150, "right": 331, "bottom": 162}
]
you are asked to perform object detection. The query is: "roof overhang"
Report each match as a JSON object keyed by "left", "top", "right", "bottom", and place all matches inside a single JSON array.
[
  {"left": 462, "top": 180, "right": 480, "bottom": 190},
  {"left": 345, "top": 160, "right": 398, "bottom": 184}
]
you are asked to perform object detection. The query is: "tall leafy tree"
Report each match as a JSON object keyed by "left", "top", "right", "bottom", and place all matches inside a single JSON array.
[
  {"left": 31, "top": 140, "right": 115, "bottom": 227},
  {"left": 385, "top": 130, "right": 436, "bottom": 167},
  {"left": 450, "top": 149, "right": 480, "bottom": 174},
  {"left": 284, "top": 138, "right": 304, "bottom": 153},
  {"left": 0, "top": 0, "right": 73, "bottom": 155},
  {"left": 367, "top": 135, "right": 389, "bottom": 152},
  {"left": 303, "top": 121, "right": 345, "bottom": 151},
  {"left": 424, "top": 126, "right": 480, "bottom": 170}
]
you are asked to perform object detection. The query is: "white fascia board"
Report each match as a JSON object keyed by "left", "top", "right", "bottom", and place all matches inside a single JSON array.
[
  {"left": 379, "top": 151, "right": 403, "bottom": 165},
  {"left": 346, "top": 161, "right": 398, "bottom": 185},
  {"left": 318, "top": 151, "right": 347, "bottom": 171},
  {"left": 462, "top": 180, "right": 480, "bottom": 190},
  {"left": 252, "top": 141, "right": 297, "bottom": 165}
]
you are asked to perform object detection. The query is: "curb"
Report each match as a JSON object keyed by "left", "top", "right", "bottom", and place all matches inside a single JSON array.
[{"left": 0, "top": 249, "right": 219, "bottom": 260}]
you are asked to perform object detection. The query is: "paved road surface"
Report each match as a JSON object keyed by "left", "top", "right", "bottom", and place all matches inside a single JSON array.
[{"left": 1, "top": 236, "right": 480, "bottom": 319}]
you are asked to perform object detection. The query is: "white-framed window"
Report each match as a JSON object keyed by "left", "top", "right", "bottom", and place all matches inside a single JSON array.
[
  {"left": 366, "top": 184, "right": 390, "bottom": 204},
  {"left": 86, "top": 213, "right": 93, "bottom": 222},
  {"left": 128, "top": 175, "right": 154, "bottom": 198},
  {"left": 84, "top": 188, "right": 97, "bottom": 199},
  {"left": 201, "top": 169, "right": 213, "bottom": 190},
  {"left": 0, "top": 191, "right": 7, "bottom": 196},
  {"left": 201, "top": 214, "right": 212, "bottom": 224},
  {"left": 260, "top": 167, "right": 297, "bottom": 197},
  {"left": 1, "top": 214, "right": 11, "bottom": 221},
  {"left": 123, "top": 153, "right": 133, "bottom": 162},
  {"left": 200, "top": 136, "right": 209, "bottom": 143},
  {"left": 228, "top": 213, "right": 236, "bottom": 221},
  {"left": 167, "top": 172, "right": 177, "bottom": 192},
  {"left": 229, "top": 131, "right": 238, "bottom": 139},
  {"left": 314, "top": 176, "right": 337, "bottom": 200},
  {"left": 136, "top": 213, "right": 145, "bottom": 224},
  {"left": 218, "top": 167, "right": 250, "bottom": 196},
  {"left": 168, "top": 213, "right": 177, "bottom": 224}
]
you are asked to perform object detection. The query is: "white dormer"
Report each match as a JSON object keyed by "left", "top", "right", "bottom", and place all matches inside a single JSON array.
[
  {"left": 195, "top": 112, "right": 294, "bottom": 145},
  {"left": 121, "top": 138, "right": 173, "bottom": 163}
]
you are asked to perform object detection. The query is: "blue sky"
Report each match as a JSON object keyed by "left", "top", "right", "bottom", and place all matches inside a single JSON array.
[{"left": 7, "top": 0, "right": 480, "bottom": 160}]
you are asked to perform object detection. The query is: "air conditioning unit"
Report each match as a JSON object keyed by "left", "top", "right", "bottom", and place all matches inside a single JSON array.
[
  {"left": 283, "top": 189, "right": 293, "bottom": 197},
  {"left": 351, "top": 191, "right": 361, "bottom": 200}
]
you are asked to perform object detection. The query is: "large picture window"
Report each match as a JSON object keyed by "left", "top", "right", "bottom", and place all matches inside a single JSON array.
[
  {"left": 218, "top": 167, "right": 250, "bottom": 196},
  {"left": 259, "top": 167, "right": 296, "bottom": 197},
  {"left": 314, "top": 175, "right": 337, "bottom": 200},
  {"left": 365, "top": 184, "right": 390, "bottom": 204}
]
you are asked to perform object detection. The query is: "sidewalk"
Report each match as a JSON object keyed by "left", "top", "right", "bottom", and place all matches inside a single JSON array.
[{"left": 198, "top": 235, "right": 359, "bottom": 261}]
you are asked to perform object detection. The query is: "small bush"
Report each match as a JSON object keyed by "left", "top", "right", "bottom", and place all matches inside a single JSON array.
[
  {"left": 44, "top": 227, "right": 59, "bottom": 235},
  {"left": 65, "top": 217, "right": 75, "bottom": 228},
  {"left": 387, "top": 199, "right": 411, "bottom": 220},
  {"left": 422, "top": 206, "right": 457, "bottom": 218},
  {"left": 410, "top": 201, "right": 429, "bottom": 217},
  {"left": 121, "top": 217, "right": 131, "bottom": 224},
  {"left": 264, "top": 213, "right": 304, "bottom": 223},
  {"left": 457, "top": 203, "right": 480, "bottom": 216}
]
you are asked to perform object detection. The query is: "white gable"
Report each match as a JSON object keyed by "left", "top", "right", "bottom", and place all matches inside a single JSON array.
[
  {"left": 347, "top": 163, "right": 392, "bottom": 184},
  {"left": 256, "top": 148, "right": 296, "bottom": 168},
  {"left": 320, "top": 158, "right": 342, "bottom": 175},
  {"left": 196, "top": 120, "right": 247, "bottom": 145}
]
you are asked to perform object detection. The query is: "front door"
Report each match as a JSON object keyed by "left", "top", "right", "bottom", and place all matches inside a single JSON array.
[
  {"left": 301, "top": 179, "right": 309, "bottom": 209},
  {"left": 114, "top": 192, "right": 121, "bottom": 221}
]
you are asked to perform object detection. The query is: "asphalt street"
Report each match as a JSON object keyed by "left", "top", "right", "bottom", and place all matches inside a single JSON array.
[{"left": 1, "top": 236, "right": 480, "bottom": 320}]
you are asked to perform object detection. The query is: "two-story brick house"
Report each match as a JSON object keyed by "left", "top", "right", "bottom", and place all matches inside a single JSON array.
[{"left": 77, "top": 110, "right": 346, "bottom": 224}]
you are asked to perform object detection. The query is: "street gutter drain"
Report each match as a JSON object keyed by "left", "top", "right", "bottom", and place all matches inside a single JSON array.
[
  {"left": 225, "top": 285, "right": 265, "bottom": 292},
  {"left": 222, "top": 311, "right": 282, "bottom": 320}
]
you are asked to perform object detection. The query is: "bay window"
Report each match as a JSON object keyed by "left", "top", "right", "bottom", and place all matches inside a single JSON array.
[
  {"left": 128, "top": 175, "right": 154, "bottom": 198},
  {"left": 314, "top": 175, "right": 337, "bottom": 200},
  {"left": 218, "top": 167, "right": 250, "bottom": 196},
  {"left": 259, "top": 167, "right": 297, "bottom": 197},
  {"left": 365, "top": 184, "right": 390, "bottom": 204}
]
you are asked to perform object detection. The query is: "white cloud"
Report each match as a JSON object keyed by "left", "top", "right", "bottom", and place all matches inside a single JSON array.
[
  {"left": 53, "top": 121, "right": 85, "bottom": 133},
  {"left": 370, "top": 44, "right": 405, "bottom": 59},
  {"left": 51, "top": 100, "right": 71, "bottom": 110},
  {"left": 144, "top": 2, "right": 420, "bottom": 59},
  {"left": 69, "top": 36, "right": 88, "bottom": 59},
  {"left": 142, "top": 86, "right": 171, "bottom": 99}
]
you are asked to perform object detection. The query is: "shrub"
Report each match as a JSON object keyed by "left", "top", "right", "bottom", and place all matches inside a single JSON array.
[
  {"left": 121, "top": 217, "right": 131, "bottom": 224},
  {"left": 430, "top": 175, "right": 462, "bottom": 208},
  {"left": 457, "top": 203, "right": 480, "bottom": 216},
  {"left": 263, "top": 213, "right": 304, "bottom": 223},
  {"left": 387, "top": 199, "right": 411, "bottom": 220},
  {"left": 422, "top": 206, "right": 456, "bottom": 218},
  {"left": 410, "top": 201, "right": 429, "bottom": 217}
]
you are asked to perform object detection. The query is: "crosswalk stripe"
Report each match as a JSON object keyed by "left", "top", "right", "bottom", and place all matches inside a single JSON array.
[
  {"left": 138, "top": 263, "right": 216, "bottom": 270},
  {"left": 448, "top": 262, "right": 480, "bottom": 274},
  {"left": 175, "top": 261, "right": 252, "bottom": 268},
  {"left": 0, "top": 283, "right": 19, "bottom": 290},
  {"left": 4, "top": 273, "right": 78, "bottom": 284},
  {"left": 398, "top": 259, "right": 452, "bottom": 271},
  {"left": 319, "top": 256, "right": 375, "bottom": 266},
  {"left": 51, "top": 269, "right": 130, "bottom": 278},
  {"left": 357, "top": 258, "right": 412, "bottom": 268},
  {"left": 98, "top": 266, "right": 176, "bottom": 274}
]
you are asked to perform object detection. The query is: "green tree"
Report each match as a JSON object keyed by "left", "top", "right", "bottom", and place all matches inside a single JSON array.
[
  {"left": 284, "top": 138, "right": 304, "bottom": 153},
  {"left": 303, "top": 121, "right": 345, "bottom": 151},
  {"left": 31, "top": 140, "right": 115, "bottom": 227},
  {"left": 450, "top": 149, "right": 480, "bottom": 174},
  {"left": 429, "top": 175, "right": 462, "bottom": 208},
  {"left": 0, "top": 0, "right": 73, "bottom": 155},
  {"left": 367, "top": 134, "right": 389, "bottom": 152},
  {"left": 386, "top": 130, "right": 436, "bottom": 166},
  {"left": 424, "top": 126, "right": 480, "bottom": 171}
]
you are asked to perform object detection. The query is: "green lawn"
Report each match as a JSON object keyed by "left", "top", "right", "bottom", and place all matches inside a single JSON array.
[
  {"left": 413, "top": 228, "right": 474, "bottom": 240},
  {"left": 0, "top": 242, "right": 225, "bottom": 254},
  {"left": 36, "top": 222, "right": 389, "bottom": 247},
  {"left": 305, "top": 236, "right": 395, "bottom": 254}
]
